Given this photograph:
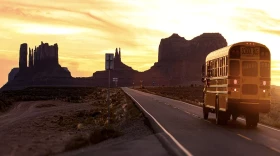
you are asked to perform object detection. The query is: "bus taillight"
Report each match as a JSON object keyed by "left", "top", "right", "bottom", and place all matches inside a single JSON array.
[
  {"left": 228, "top": 87, "right": 238, "bottom": 94},
  {"left": 260, "top": 80, "right": 269, "bottom": 86}
]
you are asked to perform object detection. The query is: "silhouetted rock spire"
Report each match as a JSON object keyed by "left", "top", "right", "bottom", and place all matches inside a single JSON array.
[
  {"left": 114, "top": 47, "right": 120, "bottom": 62},
  {"left": 19, "top": 43, "right": 28, "bottom": 71},
  {"left": 115, "top": 48, "right": 118, "bottom": 58},
  {"left": 28, "top": 48, "right": 34, "bottom": 67},
  {"left": 119, "top": 47, "right": 121, "bottom": 61},
  {"left": 18, "top": 41, "right": 60, "bottom": 71}
]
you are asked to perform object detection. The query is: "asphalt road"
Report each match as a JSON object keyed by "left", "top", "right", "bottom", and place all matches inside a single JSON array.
[{"left": 122, "top": 87, "right": 280, "bottom": 156}]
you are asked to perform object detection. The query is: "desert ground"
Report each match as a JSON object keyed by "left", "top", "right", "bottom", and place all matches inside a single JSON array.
[
  {"left": 0, "top": 87, "right": 153, "bottom": 156},
  {"left": 136, "top": 85, "right": 280, "bottom": 128}
]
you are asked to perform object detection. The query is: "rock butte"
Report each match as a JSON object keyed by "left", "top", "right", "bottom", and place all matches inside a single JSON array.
[{"left": 1, "top": 33, "right": 227, "bottom": 91}]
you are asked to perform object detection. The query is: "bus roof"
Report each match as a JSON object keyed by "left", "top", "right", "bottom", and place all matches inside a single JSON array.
[{"left": 205, "top": 41, "right": 268, "bottom": 62}]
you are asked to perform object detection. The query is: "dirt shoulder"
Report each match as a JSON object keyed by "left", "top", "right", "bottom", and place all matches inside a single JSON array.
[
  {"left": 0, "top": 87, "right": 154, "bottom": 156},
  {"left": 136, "top": 86, "right": 280, "bottom": 129}
]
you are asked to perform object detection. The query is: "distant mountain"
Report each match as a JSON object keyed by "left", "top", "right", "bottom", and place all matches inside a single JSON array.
[{"left": 141, "top": 33, "right": 227, "bottom": 85}]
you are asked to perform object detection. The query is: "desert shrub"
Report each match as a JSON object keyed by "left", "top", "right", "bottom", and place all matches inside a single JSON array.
[
  {"left": 64, "top": 135, "right": 90, "bottom": 151},
  {"left": 64, "top": 126, "right": 121, "bottom": 152},
  {"left": 89, "top": 126, "right": 121, "bottom": 144},
  {"left": 0, "top": 87, "right": 99, "bottom": 103},
  {"left": 0, "top": 95, "right": 13, "bottom": 112}
]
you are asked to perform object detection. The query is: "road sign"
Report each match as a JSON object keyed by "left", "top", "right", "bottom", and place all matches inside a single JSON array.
[
  {"left": 113, "top": 78, "right": 118, "bottom": 87},
  {"left": 105, "top": 53, "right": 114, "bottom": 70},
  {"left": 113, "top": 78, "right": 118, "bottom": 81}
]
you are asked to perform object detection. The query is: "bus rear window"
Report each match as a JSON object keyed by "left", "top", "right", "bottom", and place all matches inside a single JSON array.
[
  {"left": 260, "top": 62, "right": 270, "bottom": 77},
  {"left": 230, "top": 60, "right": 240, "bottom": 76},
  {"left": 242, "top": 61, "right": 258, "bottom": 76},
  {"left": 260, "top": 47, "right": 270, "bottom": 60}
]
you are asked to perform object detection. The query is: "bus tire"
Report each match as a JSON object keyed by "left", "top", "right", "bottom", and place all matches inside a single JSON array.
[
  {"left": 215, "top": 96, "right": 227, "bottom": 125},
  {"left": 246, "top": 113, "right": 259, "bottom": 128},
  {"left": 203, "top": 104, "right": 209, "bottom": 120}
]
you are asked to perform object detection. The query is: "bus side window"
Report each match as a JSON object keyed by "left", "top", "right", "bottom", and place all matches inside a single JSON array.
[
  {"left": 224, "top": 57, "right": 226, "bottom": 76},
  {"left": 217, "top": 59, "right": 219, "bottom": 77},
  {"left": 220, "top": 58, "right": 222, "bottom": 76},
  {"left": 226, "top": 56, "right": 228, "bottom": 75},
  {"left": 218, "top": 58, "right": 220, "bottom": 76},
  {"left": 222, "top": 57, "right": 225, "bottom": 76},
  {"left": 207, "top": 62, "right": 211, "bottom": 77},
  {"left": 209, "top": 61, "right": 211, "bottom": 77},
  {"left": 211, "top": 61, "right": 213, "bottom": 77}
]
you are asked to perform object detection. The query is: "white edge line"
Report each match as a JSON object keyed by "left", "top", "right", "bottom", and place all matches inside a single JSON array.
[{"left": 124, "top": 90, "right": 193, "bottom": 156}]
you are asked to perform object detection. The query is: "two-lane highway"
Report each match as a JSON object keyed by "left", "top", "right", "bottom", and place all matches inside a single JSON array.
[{"left": 123, "top": 87, "right": 280, "bottom": 156}]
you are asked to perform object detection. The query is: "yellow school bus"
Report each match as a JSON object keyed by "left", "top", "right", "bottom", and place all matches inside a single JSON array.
[{"left": 201, "top": 42, "right": 271, "bottom": 127}]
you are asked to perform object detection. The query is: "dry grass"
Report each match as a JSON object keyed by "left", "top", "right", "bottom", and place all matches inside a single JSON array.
[
  {"left": 137, "top": 86, "right": 280, "bottom": 129},
  {"left": 260, "top": 86, "right": 280, "bottom": 128},
  {"left": 64, "top": 126, "right": 121, "bottom": 151},
  {"left": 0, "top": 95, "right": 13, "bottom": 112},
  {"left": 60, "top": 88, "right": 144, "bottom": 153},
  {"left": 0, "top": 87, "right": 99, "bottom": 104}
]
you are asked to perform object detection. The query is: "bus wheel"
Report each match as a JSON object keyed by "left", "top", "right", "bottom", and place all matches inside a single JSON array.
[
  {"left": 215, "top": 97, "right": 227, "bottom": 125},
  {"left": 246, "top": 113, "right": 259, "bottom": 128},
  {"left": 203, "top": 104, "right": 209, "bottom": 120}
]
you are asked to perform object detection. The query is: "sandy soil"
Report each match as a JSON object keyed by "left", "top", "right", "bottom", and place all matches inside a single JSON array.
[
  {"left": 0, "top": 88, "right": 154, "bottom": 156},
  {"left": 0, "top": 100, "right": 95, "bottom": 156}
]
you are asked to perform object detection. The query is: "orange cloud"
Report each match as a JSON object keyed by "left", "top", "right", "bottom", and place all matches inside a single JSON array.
[
  {"left": 233, "top": 8, "right": 280, "bottom": 36},
  {"left": 1, "top": 0, "right": 280, "bottom": 87},
  {"left": 0, "top": 1, "right": 166, "bottom": 52}
]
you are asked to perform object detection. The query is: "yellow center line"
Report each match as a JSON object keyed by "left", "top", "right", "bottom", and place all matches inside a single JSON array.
[{"left": 237, "top": 134, "right": 252, "bottom": 141}]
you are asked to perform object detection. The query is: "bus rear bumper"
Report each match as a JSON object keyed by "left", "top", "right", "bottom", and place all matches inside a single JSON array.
[{"left": 228, "top": 99, "right": 270, "bottom": 114}]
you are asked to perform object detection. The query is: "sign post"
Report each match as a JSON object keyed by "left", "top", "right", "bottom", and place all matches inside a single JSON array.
[{"left": 105, "top": 53, "right": 114, "bottom": 124}]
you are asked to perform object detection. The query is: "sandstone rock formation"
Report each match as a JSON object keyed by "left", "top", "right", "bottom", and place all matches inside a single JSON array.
[
  {"left": 139, "top": 33, "right": 228, "bottom": 86},
  {"left": 2, "top": 32, "right": 228, "bottom": 90},
  {"left": 2, "top": 42, "right": 71, "bottom": 90}
]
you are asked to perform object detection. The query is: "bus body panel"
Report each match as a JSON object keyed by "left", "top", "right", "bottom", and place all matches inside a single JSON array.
[
  {"left": 205, "top": 92, "right": 216, "bottom": 108},
  {"left": 219, "top": 94, "right": 227, "bottom": 111}
]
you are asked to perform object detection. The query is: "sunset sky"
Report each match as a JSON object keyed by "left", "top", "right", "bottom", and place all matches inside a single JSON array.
[{"left": 0, "top": 0, "right": 280, "bottom": 87}]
